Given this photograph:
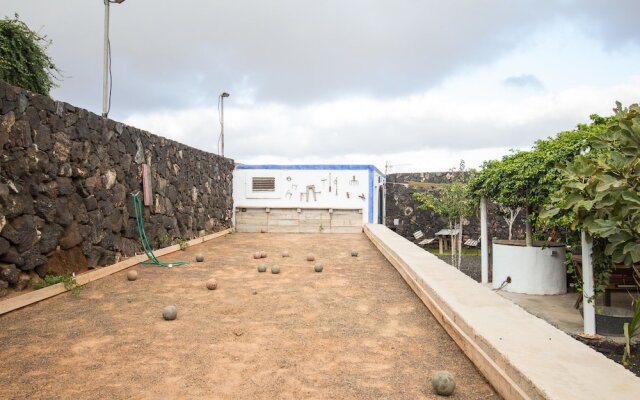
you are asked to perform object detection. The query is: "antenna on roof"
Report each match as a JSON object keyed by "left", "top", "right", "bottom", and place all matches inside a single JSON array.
[{"left": 384, "top": 161, "right": 411, "bottom": 175}]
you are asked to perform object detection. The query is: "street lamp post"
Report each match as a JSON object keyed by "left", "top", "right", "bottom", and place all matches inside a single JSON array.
[
  {"left": 219, "top": 92, "right": 230, "bottom": 157},
  {"left": 103, "top": 0, "right": 125, "bottom": 118}
]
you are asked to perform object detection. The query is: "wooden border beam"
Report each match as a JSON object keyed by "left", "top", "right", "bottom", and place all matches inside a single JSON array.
[{"left": 0, "top": 229, "right": 232, "bottom": 315}]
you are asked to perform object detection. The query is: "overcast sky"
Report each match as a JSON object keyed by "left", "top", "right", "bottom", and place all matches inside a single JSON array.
[{"left": 5, "top": 1, "right": 640, "bottom": 173}]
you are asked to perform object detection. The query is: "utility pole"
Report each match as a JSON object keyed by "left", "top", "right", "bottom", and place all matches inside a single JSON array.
[
  {"left": 219, "top": 92, "right": 230, "bottom": 157},
  {"left": 102, "top": 0, "right": 125, "bottom": 118}
]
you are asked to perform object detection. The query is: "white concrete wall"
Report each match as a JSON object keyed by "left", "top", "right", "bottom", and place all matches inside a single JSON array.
[
  {"left": 233, "top": 165, "right": 385, "bottom": 224},
  {"left": 492, "top": 244, "right": 567, "bottom": 295}
]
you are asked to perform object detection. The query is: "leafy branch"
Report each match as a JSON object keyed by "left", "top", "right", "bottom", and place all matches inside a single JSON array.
[{"left": 0, "top": 14, "right": 60, "bottom": 95}]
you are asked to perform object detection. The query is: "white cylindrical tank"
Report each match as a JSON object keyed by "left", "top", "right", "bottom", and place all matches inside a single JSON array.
[{"left": 492, "top": 241, "right": 566, "bottom": 295}]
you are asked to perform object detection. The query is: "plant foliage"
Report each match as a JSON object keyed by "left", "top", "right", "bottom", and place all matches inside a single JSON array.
[
  {"left": 0, "top": 14, "right": 59, "bottom": 95},
  {"left": 33, "top": 273, "right": 83, "bottom": 296},
  {"left": 413, "top": 161, "right": 475, "bottom": 267},
  {"left": 468, "top": 115, "right": 611, "bottom": 243},
  {"left": 543, "top": 103, "right": 640, "bottom": 265}
]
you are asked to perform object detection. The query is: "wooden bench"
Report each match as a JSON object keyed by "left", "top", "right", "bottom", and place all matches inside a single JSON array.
[{"left": 572, "top": 255, "right": 639, "bottom": 308}]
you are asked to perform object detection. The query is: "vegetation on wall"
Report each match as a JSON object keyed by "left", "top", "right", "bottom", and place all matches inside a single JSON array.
[
  {"left": 413, "top": 161, "right": 475, "bottom": 268},
  {"left": 0, "top": 14, "right": 60, "bottom": 95},
  {"left": 544, "top": 103, "right": 640, "bottom": 265}
]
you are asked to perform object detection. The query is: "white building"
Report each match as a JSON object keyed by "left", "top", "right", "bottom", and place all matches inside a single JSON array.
[{"left": 233, "top": 165, "right": 385, "bottom": 233}]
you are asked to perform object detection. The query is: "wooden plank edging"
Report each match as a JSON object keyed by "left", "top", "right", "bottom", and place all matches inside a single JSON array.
[{"left": 0, "top": 228, "right": 232, "bottom": 316}]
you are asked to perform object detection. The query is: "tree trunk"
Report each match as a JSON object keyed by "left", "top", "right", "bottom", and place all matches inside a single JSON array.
[
  {"left": 449, "top": 221, "right": 455, "bottom": 267},
  {"left": 500, "top": 206, "right": 521, "bottom": 241},
  {"left": 525, "top": 207, "right": 533, "bottom": 246}
]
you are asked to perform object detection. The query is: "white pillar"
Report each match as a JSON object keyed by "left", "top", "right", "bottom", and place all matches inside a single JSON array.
[
  {"left": 480, "top": 197, "right": 489, "bottom": 284},
  {"left": 581, "top": 231, "right": 596, "bottom": 335}
]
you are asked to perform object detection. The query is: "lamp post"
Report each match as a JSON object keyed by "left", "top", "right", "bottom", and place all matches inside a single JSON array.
[
  {"left": 219, "top": 92, "right": 230, "bottom": 157},
  {"left": 103, "top": 0, "right": 125, "bottom": 117}
]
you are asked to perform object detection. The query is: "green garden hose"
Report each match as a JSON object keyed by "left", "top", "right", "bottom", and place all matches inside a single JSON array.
[{"left": 132, "top": 192, "right": 186, "bottom": 267}]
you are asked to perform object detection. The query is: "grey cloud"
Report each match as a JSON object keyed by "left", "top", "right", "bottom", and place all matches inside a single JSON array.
[
  {"left": 3, "top": 0, "right": 639, "bottom": 119},
  {"left": 223, "top": 109, "right": 579, "bottom": 161},
  {"left": 0, "top": 1, "right": 568, "bottom": 115},
  {"left": 503, "top": 74, "right": 544, "bottom": 90},
  {"left": 572, "top": 0, "right": 640, "bottom": 48}
]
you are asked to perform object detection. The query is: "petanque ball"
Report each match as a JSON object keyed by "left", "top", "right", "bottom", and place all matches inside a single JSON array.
[
  {"left": 431, "top": 370, "right": 455, "bottom": 396},
  {"left": 271, "top": 265, "right": 280, "bottom": 274},
  {"left": 127, "top": 270, "right": 138, "bottom": 281},
  {"left": 195, "top": 254, "right": 204, "bottom": 262},
  {"left": 163, "top": 305, "right": 177, "bottom": 321},
  {"left": 206, "top": 279, "right": 218, "bottom": 290}
]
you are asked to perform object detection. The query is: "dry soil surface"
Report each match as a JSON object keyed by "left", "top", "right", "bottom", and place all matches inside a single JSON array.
[{"left": 0, "top": 233, "right": 499, "bottom": 399}]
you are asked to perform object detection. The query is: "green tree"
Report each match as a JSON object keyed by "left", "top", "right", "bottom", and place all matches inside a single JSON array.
[
  {"left": 0, "top": 15, "right": 59, "bottom": 95},
  {"left": 414, "top": 161, "right": 475, "bottom": 268},
  {"left": 544, "top": 103, "right": 640, "bottom": 264},
  {"left": 543, "top": 103, "right": 640, "bottom": 367},
  {"left": 468, "top": 115, "right": 611, "bottom": 245}
]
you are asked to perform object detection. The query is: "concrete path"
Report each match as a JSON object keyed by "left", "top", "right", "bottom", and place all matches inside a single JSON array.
[{"left": 493, "top": 289, "right": 634, "bottom": 344}]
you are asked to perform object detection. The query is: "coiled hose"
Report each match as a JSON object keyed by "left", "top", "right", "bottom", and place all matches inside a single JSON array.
[{"left": 132, "top": 192, "right": 186, "bottom": 267}]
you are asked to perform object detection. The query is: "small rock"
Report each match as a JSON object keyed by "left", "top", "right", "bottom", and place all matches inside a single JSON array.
[
  {"left": 431, "top": 370, "right": 455, "bottom": 396},
  {"left": 15, "top": 273, "right": 30, "bottom": 291},
  {"left": 28, "top": 271, "right": 44, "bottom": 287},
  {"left": 206, "top": 278, "right": 218, "bottom": 290},
  {"left": 127, "top": 270, "right": 138, "bottom": 281},
  {"left": 163, "top": 305, "right": 177, "bottom": 321},
  {"left": 0, "top": 263, "right": 20, "bottom": 285}
]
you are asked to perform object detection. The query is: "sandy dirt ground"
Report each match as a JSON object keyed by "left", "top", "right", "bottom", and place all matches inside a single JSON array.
[{"left": 0, "top": 233, "right": 499, "bottom": 399}]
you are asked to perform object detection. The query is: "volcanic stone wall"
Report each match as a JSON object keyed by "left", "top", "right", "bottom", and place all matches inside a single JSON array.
[
  {"left": 0, "top": 80, "right": 233, "bottom": 295},
  {"left": 385, "top": 172, "right": 526, "bottom": 246}
]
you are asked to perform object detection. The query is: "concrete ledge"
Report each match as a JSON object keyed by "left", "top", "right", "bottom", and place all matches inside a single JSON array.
[
  {"left": 365, "top": 224, "right": 640, "bottom": 400},
  {"left": 0, "top": 229, "right": 232, "bottom": 315}
]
